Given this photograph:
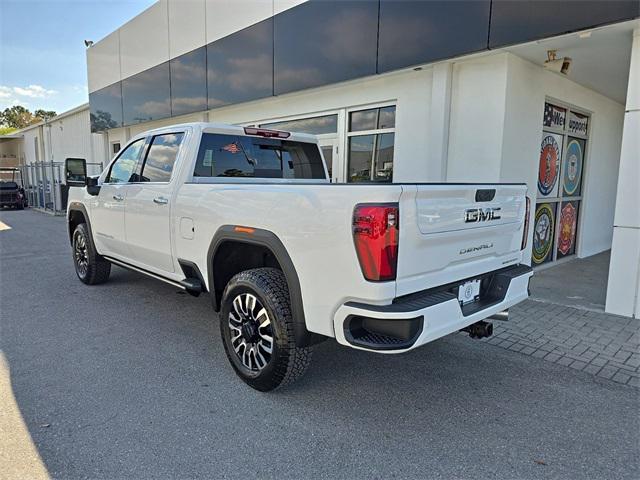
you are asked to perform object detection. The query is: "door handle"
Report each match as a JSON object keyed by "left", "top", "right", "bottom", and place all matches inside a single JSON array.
[
  {"left": 153, "top": 196, "right": 169, "bottom": 205},
  {"left": 112, "top": 194, "right": 124, "bottom": 201}
]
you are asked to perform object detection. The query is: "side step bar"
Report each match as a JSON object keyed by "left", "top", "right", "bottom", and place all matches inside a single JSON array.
[
  {"left": 104, "top": 256, "right": 205, "bottom": 297},
  {"left": 179, "top": 278, "right": 204, "bottom": 297}
]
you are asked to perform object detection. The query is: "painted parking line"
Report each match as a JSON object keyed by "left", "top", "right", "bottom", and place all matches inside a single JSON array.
[{"left": 0, "top": 221, "right": 11, "bottom": 231}]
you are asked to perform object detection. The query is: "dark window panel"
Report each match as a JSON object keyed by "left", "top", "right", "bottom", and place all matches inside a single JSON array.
[
  {"left": 490, "top": 0, "right": 640, "bottom": 49},
  {"left": 274, "top": 0, "right": 378, "bottom": 95},
  {"left": 89, "top": 83, "right": 123, "bottom": 132},
  {"left": 207, "top": 19, "right": 273, "bottom": 109},
  {"left": 378, "top": 0, "right": 490, "bottom": 73},
  {"left": 170, "top": 47, "right": 207, "bottom": 117},
  {"left": 260, "top": 114, "right": 338, "bottom": 135},
  {"left": 122, "top": 62, "right": 171, "bottom": 126},
  {"left": 349, "top": 106, "right": 396, "bottom": 132}
]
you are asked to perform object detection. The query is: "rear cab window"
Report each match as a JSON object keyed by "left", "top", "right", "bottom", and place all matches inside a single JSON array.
[{"left": 193, "top": 133, "right": 326, "bottom": 180}]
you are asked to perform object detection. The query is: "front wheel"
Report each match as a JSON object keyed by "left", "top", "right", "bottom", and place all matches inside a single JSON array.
[
  {"left": 72, "top": 223, "right": 111, "bottom": 285},
  {"left": 219, "top": 268, "right": 312, "bottom": 391}
]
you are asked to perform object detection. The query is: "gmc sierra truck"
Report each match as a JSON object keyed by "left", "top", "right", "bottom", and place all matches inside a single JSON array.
[{"left": 66, "top": 122, "right": 532, "bottom": 391}]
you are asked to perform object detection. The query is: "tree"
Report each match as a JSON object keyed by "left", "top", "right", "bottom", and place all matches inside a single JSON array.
[
  {"left": 34, "top": 109, "right": 56, "bottom": 122},
  {"left": 0, "top": 105, "right": 57, "bottom": 129},
  {"left": 0, "top": 105, "right": 35, "bottom": 129}
]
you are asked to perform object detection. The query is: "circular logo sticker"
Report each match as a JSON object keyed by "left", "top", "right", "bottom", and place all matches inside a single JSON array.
[
  {"left": 532, "top": 203, "right": 555, "bottom": 264},
  {"left": 563, "top": 139, "right": 583, "bottom": 196},
  {"left": 538, "top": 135, "right": 560, "bottom": 196},
  {"left": 558, "top": 202, "right": 577, "bottom": 256}
]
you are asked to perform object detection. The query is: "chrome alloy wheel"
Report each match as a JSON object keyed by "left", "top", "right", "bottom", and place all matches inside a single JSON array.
[
  {"left": 74, "top": 233, "right": 89, "bottom": 277},
  {"left": 228, "top": 293, "right": 274, "bottom": 371}
]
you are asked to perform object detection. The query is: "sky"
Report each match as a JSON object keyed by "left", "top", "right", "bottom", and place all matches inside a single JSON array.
[{"left": 0, "top": 0, "right": 157, "bottom": 114}]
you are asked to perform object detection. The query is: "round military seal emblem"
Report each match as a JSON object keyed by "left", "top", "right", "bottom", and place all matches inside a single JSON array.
[
  {"left": 563, "top": 139, "right": 583, "bottom": 196},
  {"left": 532, "top": 203, "right": 555, "bottom": 264},
  {"left": 538, "top": 134, "right": 560, "bottom": 196},
  {"left": 558, "top": 202, "right": 577, "bottom": 256}
]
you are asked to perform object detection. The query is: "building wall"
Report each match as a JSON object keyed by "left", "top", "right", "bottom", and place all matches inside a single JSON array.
[
  {"left": 108, "top": 67, "right": 436, "bottom": 182},
  {"left": 444, "top": 52, "right": 624, "bottom": 261},
  {"left": 87, "top": 0, "right": 638, "bottom": 133}
]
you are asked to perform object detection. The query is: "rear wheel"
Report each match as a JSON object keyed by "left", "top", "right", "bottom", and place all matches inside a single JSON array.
[
  {"left": 72, "top": 223, "right": 111, "bottom": 285},
  {"left": 219, "top": 268, "right": 312, "bottom": 391}
]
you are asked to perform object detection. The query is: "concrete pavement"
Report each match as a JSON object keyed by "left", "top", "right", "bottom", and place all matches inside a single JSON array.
[{"left": 1, "top": 209, "right": 638, "bottom": 479}]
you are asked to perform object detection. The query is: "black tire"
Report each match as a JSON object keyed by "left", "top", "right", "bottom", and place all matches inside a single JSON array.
[
  {"left": 72, "top": 223, "right": 111, "bottom": 285},
  {"left": 219, "top": 268, "right": 312, "bottom": 391}
]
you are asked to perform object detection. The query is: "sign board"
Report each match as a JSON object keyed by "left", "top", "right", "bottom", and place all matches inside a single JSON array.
[
  {"left": 538, "top": 132, "right": 562, "bottom": 197},
  {"left": 543, "top": 102, "right": 566, "bottom": 129},
  {"left": 567, "top": 111, "right": 588, "bottom": 136}
]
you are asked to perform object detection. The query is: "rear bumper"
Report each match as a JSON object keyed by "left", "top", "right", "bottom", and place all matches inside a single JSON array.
[{"left": 333, "top": 264, "right": 532, "bottom": 353}]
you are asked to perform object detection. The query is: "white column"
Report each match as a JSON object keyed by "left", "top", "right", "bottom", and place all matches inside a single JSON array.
[
  {"left": 429, "top": 62, "right": 453, "bottom": 181},
  {"left": 606, "top": 28, "right": 640, "bottom": 318}
]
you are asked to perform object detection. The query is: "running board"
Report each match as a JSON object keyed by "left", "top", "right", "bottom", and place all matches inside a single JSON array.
[
  {"left": 180, "top": 278, "right": 204, "bottom": 297},
  {"left": 104, "top": 256, "right": 187, "bottom": 291}
]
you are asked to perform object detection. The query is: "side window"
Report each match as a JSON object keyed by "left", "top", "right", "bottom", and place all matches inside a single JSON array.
[
  {"left": 193, "top": 134, "right": 254, "bottom": 177},
  {"left": 140, "top": 133, "right": 184, "bottom": 183},
  {"left": 106, "top": 139, "right": 145, "bottom": 184}
]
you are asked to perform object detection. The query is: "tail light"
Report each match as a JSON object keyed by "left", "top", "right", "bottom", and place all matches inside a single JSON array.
[
  {"left": 521, "top": 196, "right": 530, "bottom": 250},
  {"left": 352, "top": 203, "right": 399, "bottom": 281}
]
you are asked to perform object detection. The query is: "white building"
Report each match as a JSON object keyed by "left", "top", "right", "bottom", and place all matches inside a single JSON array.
[
  {"left": 5, "top": 0, "right": 638, "bottom": 317},
  {"left": 0, "top": 104, "right": 108, "bottom": 210}
]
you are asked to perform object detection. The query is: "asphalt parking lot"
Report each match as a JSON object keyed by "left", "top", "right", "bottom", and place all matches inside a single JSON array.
[{"left": 1, "top": 209, "right": 639, "bottom": 479}]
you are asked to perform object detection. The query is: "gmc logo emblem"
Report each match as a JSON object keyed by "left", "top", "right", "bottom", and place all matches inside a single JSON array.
[{"left": 464, "top": 207, "right": 502, "bottom": 223}]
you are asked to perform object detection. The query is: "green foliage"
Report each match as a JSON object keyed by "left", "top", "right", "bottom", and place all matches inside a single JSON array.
[
  {"left": 0, "top": 126, "right": 18, "bottom": 135},
  {"left": 0, "top": 105, "right": 57, "bottom": 129}
]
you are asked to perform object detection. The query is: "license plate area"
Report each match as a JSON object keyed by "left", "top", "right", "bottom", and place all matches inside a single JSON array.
[{"left": 458, "top": 279, "right": 481, "bottom": 305}]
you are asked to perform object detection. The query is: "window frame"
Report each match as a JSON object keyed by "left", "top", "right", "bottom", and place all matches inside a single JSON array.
[
  {"left": 345, "top": 101, "right": 397, "bottom": 183},
  {"left": 137, "top": 131, "right": 186, "bottom": 185}
]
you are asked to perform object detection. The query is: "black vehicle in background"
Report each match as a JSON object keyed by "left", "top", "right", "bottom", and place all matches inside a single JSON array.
[{"left": 0, "top": 168, "right": 28, "bottom": 210}]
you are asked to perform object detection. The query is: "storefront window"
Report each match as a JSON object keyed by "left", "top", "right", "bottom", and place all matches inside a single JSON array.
[
  {"left": 347, "top": 106, "right": 396, "bottom": 183},
  {"left": 532, "top": 101, "right": 589, "bottom": 266},
  {"left": 260, "top": 114, "right": 338, "bottom": 135}
]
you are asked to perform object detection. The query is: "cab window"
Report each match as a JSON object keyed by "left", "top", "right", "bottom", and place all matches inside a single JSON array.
[{"left": 106, "top": 139, "right": 146, "bottom": 184}]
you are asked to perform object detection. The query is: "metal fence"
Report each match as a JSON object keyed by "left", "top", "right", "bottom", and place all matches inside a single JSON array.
[{"left": 20, "top": 161, "right": 104, "bottom": 215}]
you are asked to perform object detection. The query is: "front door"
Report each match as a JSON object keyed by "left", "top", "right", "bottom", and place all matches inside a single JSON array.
[
  {"left": 124, "top": 132, "right": 185, "bottom": 273},
  {"left": 91, "top": 138, "right": 146, "bottom": 258}
]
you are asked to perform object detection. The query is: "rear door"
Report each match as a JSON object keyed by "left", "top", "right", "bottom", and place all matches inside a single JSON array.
[
  {"left": 124, "top": 131, "right": 185, "bottom": 273},
  {"left": 396, "top": 184, "right": 528, "bottom": 296},
  {"left": 91, "top": 138, "right": 146, "bottom": 258}
]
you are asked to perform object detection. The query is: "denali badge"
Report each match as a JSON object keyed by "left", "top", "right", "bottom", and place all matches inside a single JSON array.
[
  {"left": 460, "top": 243, "right": 494, "bottom": 255},
  {"left": 464, "top": 207, "right": 501, "bottom": 223}
]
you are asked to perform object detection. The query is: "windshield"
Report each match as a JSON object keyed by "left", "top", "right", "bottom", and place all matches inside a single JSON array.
[{"left": 0, "top": 181, "right": 18, "bottom": 190}]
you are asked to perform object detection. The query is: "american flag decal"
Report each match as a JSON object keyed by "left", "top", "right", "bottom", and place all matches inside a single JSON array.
[
  {"left": 543, "top": 102, "right": 566, "bottom": 128},
  {"left": 222, "top": 142, "right": 241, "bottom": 154}
]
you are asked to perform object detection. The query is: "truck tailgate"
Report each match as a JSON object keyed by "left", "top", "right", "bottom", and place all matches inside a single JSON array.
[{"left": 396, "top": 184, "right": 528, "bottom": 297}]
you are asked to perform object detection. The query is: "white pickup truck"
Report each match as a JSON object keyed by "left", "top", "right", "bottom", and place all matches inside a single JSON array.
[{"left": 66, "top": 122, "right": 532, "bottom": 391}]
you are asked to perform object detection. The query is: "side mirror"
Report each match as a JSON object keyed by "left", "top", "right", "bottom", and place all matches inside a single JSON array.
[{"left": 65, "top": 158, "right": 87, "bottom": 187}]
